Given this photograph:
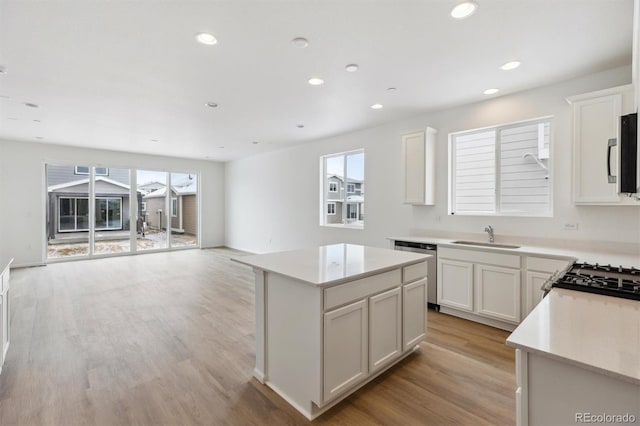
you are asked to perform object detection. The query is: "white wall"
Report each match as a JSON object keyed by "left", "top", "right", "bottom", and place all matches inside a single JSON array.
[
  {"left": 0, "top": 140, "right": 225, "bottom": 266},
  {"left": 225, "top": 65, "right": 640, "bottom": 254}
]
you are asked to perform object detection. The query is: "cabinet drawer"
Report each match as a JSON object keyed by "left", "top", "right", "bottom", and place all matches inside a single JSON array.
[
  {"left": 439, "top": 247, "right": 520, "bottom": 268},
  {"left": 403, "top": 261, "right": 427, "bottom": 283},
  {"left": 526, "top": 256, "right": 570, "bottom": 274},
  {"left": 324, "top": 269, "right": 401, "bottom": 311}
]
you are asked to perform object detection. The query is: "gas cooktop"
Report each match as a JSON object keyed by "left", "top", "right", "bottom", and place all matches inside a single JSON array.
[{"left": 548, "top": 262, "right": 640, "bottom": 301}]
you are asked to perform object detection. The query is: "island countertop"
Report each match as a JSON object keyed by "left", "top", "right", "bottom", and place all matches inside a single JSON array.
[
  {"left": 232, "top": 243, "right": 429, "bottom": 287},
  {"left": 506, "top": 288, "right": 640, "bottom": 385}
]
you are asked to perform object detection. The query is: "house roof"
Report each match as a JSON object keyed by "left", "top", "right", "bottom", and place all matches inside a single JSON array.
[
  {"left": 143, "top": 179, "right": 197, "bottom": 198},
  {"left": 327, "top": 175, "right": 364, "bottom": 184},
  {"left": 48, "top": 176, "right": 139, "bottom": 192}
]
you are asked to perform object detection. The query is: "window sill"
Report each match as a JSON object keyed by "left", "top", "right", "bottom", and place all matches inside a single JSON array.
[
  {"left": 450, "top": 211, "right": 553, "bottom": 218},
  {"left": 321, "top": 223, "right": 364, "bottom": 230}
]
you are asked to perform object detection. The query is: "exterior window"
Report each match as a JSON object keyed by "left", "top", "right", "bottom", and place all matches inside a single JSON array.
[
  {"left": 141, "top": 202, "right": 147, "bottom": 212},
  {"left": 74, "top": 166, "right": 108, "bottom": 176},
  {"left": 171, "top": 198, "right": 178, "bottom": 217},
  {"left": 321, "top": 150, "right": 365, "bottom": 227},
  {"left": 449, "top": 117, "right": 552, "bottom": 216},
  {"left": 59, "top": 197, "right": 121, "bottom": 231}
]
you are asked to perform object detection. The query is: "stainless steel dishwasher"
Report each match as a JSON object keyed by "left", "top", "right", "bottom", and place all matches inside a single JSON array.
[{"left": 394, "top": 240, "right": 438, "bottom": 310}]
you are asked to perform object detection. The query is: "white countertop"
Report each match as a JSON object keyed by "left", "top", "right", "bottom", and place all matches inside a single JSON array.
[
  {"left": 232, "top": 243, "right": 429, "bottom": 286},
  {"left": 507, "top": 288, "right": 640, "bottom": 385},
  {"left": 388, "top": 236, "right": 640, "bottom": 268}
]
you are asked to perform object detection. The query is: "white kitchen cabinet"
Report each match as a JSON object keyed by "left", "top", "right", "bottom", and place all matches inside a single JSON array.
[
  {"left": 369, "top": 287, "right": 401, "bottom": 372},
  {"left": 568, "top": 85, "right": 638, "bottom": 205},
  {"left": 437, "top": 258, "right": 474, "bottom": 311},
  {"left": 523, "top": 256, "right": 570, "bottom": 318},
  {"left": 324, "top": 299, "right": 368, "bottom": 402},
  {"left": 402, "top": 279, "right": 427, "bottom": 350},
  {"left": 475, "top": 264, "right": 521, "bottom": 323},
  {"left": 437, "top": 247, "right": 521, "bottom": 330},
  {"left": 402, "top": 127, "right": 437, "bottom": 205}
]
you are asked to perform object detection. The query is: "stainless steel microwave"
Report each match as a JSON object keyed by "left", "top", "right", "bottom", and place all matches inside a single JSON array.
[{"left": 620, "top": 112, "right": 638, "bottom": 194}]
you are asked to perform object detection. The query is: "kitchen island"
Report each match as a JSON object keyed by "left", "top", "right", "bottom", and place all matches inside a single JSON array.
[
  {"left": 233, "top": 244, "right": 430, "bottom": 420},
  {"left": 507, "top": 288, "right": 640, "bottom": 425}
]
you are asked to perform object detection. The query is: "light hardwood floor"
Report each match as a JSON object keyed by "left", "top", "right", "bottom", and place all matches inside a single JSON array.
[{"left": 0, "top": 249, "right": 515, "bottom": 425}]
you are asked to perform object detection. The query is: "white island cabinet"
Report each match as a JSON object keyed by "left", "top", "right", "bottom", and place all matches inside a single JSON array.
[
  {"left": 233, "top": 244, "right": 429, "bottom": 420},
  {"left": 0, "top": 257, "right": 13, "bottom": 375},
  {"left": 507, "top": 289, "right": 640, "bottom": 425}
]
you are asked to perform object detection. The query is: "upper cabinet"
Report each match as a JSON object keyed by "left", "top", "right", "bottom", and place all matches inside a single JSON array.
[
  {"left": 567, "top": 85, "right": 639, "bottom": 205},
  {"left": 402, "top": 127, "right": 437, "bottom": 205}
]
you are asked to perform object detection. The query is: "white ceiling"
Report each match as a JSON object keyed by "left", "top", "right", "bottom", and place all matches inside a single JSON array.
[{"left": 0, "top": 0, "right": 633, "bottom": 161}]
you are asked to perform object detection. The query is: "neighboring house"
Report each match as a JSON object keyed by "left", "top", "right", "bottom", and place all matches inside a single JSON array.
[
  {"left": 326, "top": 175, "right": 365, "bottom": 225},
  {"left": 143, "top": 177, "right": 197, "bottom": 234},
  {"left": 46, "top": 165, "right": 141, "bottom": 240},
  {"left": 137, "top": 181, "right": 165, "bottom": 195}
]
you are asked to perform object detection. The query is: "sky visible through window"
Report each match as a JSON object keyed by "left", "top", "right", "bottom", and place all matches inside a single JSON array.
[{"left": 326, "top": 152, "right": 364, "bottom": 180}]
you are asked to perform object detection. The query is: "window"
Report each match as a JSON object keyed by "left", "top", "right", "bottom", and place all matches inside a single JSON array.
[
  {"left": 58, "top": 197, "right": 121, "bottom": 231},
  {"left": 321, "top": 150, "right": 365, "bottom": 227},
  {"left": 141, "top": 202, "right": 147, "bottom": 212},
  {"left": 74, "top": 166, "right": 108, "bottom": 176},
  {"left": 449, "top": 117, "right": 552, "bottom": 216},
  {"left": 171, "top": 198, "right": 178, "bottom": 217}
]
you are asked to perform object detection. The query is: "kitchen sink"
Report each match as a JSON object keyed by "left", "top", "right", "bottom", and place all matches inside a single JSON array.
[{"left": 451, "top": 240, "right": 521, "bottom": 249}]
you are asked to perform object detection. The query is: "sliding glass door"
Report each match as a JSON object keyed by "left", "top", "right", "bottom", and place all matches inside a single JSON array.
[{"left": 46, "top": 164, "right": 199, "bottom": 261}]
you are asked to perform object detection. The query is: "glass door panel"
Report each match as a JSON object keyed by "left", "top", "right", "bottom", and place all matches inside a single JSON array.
[
  {"left": 136, "top": 170, "right": 168, "bottom": 251},
  {"left": 46, "top": 164, "right": 89, "bottom": 259},
  {"left": 94, "top": 167, "right": 131, "bottom": 255},
  {"left": 170, "top": 172, "right": 198, "bottom": 248}
]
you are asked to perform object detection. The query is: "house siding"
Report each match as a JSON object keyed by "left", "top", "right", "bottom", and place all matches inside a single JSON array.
[
  {"left": 46, "top": 164, "right": 130, "bottom": 186},
  {"left": 144, "top": 197, "right": 166, "bottom": 229},
  {"left": 182, "top": 194, "right": 197, "bottom": 235}
]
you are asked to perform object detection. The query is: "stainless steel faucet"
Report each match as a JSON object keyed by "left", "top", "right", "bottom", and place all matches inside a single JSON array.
[{"left": 484, "top": 225, "right": 494, "bottom": 243}]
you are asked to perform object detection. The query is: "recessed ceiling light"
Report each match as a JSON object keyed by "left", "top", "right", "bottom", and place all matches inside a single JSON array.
[
  {"left": 500, "top": 61, "right": 521, "bottom": 71},
  {"left": 387, "top": 87, "right": 397, "bottom": 92},
  {"left": 195, "top": 32, "right": 217, "bottom": 45},
  {"left": 370, "top": 103, "right": 383, "bottom": 109},
  {"left": 219, "top": 146, "right": 225, "bottom": 149},
  {"left": 36, "top": 136, "right": 44, "bottom": 140},
  {"left": 150, "top": 139, "right": 159, "bottom": 143},
  {"left": 25, "top": 102, "right": 39, "bottom": 108},
  {"left": 33, "top": 119, "right": 41, "bottom": 123},
  {"left": 345, "top": 64, "right": 359, "bottom": 72},
  {"left": 308, "top": 77, "right": 324, "bottom": 86},
  {"left": 0, "top": 66, "right": 6, "bottom": 74},
  {"left": 205, "top": 102, "right": 218, "bottom": 108},
  {"left": 252, "top": 141, "right": 259, "bottom": 145},
  {"left": 292, "top": 37, "right": 309, "bottom": 48},
  {"left": 483, "top": 88, "right": 500, "bottom": 95},
  {"left": 451, "top": 2, "right": 478, "bottom": 19},
  {"left": 296, "top": 124, "right": 305, "bottom": 128}
]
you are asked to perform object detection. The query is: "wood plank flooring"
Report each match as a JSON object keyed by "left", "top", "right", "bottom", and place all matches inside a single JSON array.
[{"left": 0, "top": 248, "right": 515, "bottom": 425}]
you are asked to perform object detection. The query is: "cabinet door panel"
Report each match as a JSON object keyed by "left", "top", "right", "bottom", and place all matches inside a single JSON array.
[
  {"left": 323, "top": 299, "right": 368, "bottom": 402},
  {"left": 369, "top": 288, "right": 401, "bottom": 372},
  {"left": 475, "top": 264, "right": 521, "bottom": 323},
  {"left": 573, "top": 94, "right": 622, "bottom": 203},
  {"left": 437, "top": 259, "right": 474, "bottom": 311},
  {"left": 403, "top": 279, "right": 426, "bottom": 350},
  {"left": 525, "top": 271, "right": 549, "bottom": 318},
  {"left": 403, "top": 131, "right": 426, "bottom": 204}
]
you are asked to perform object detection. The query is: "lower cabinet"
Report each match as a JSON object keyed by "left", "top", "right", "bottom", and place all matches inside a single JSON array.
[
  {"left": 524, "top": 271, "right": 549, "bottom": 318},
  {"left": 369, "top": 287, "right": 402, "bottom": 373},
  {"left": 323, "top": 263, "right": 428, "bottom": 404},
  {"left": 323, "top": 299, "right": 368, "bottom": 401},
  {"left": 475, "top": 264, "right": 521, "bottom": 323},
  {"left": 437, "top": 259, "right": 474, "bottom": 311},
  {"left": 403, "top": 279, "right": 427, "bottom": 350}
]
